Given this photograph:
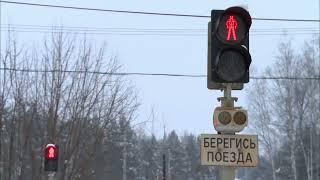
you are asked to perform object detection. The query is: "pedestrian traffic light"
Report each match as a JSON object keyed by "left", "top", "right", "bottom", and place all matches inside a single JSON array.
[
  {"left": 44, "top": 144, "right": 58, "bottom": 172},
  {"left": 208, "top": 7, "right": 252, "bottom": 89},
  {"left": 213, "top": 107, "right": 248, "bottom": 133}
]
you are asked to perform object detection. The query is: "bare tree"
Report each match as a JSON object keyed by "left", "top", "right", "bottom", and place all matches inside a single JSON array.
[
  {"left": 293, "top": 37, "right": 320, "bottom": 180},
  {"left": 248, "top": 36, "right": 320, "bottom": 180},
  {"left": 267, "top": 40, "right": 299, "bottom": 180},
  {"left": 0, "top": 31, "right": 138, "bottom": 180},
  {"left": 248, "top": 79, "right": 279, "bottom": 180}
]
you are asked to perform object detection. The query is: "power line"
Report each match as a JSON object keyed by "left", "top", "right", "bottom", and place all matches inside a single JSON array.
[
  {"left": 2, "top": 24, "right": 320, "bottom": 31},
  {"left": 1, "top": 24, "right": 319, "bottom": 33},
  {"left": 0, "top": 0, "right": 209, "bottom": 18},
  {"left": 1, "top": 27, "right": 319, "bottom": 36},
  {"left": 1, "top": 30, "right": 318, "bottom": 37},
  {"left": 1, "top": 24, "right": 319, "bottom": 37},
  {"left": 250, "top": 76, "right": 320, "bottom": 80},
  {"left": 0, "top": 67, "right": 206, "bottom": 77},
  {"left": 0, "top": 67, "right": 319, "bottom": 80},
  {"left": 1, "top": 0, "right": 319, "bottom": 22},
  {"left": 1, "top": 24, "right": 319, "bottom": 36},
  {"left": 2, "top": 24, "right": 208, "bottom": 32}
]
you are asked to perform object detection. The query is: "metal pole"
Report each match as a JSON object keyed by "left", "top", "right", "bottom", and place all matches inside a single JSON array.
[
  {"left": 162, "top": 154, "right": 166, "bottom": 180},
  {"left": 219, "top": 167, "right": 236, "bottom": 180},
  {"left": 218, "top": 84, "right": 236, "bottom": 180},
  {"left": 0, "top": 0, "right": 3, "bottom": 171},
  {"left": 123, "top": 135, "right": 127, "bottom": 180},
  {"left": 167, "top": 149, "right": 171, "bottom": 180},
  {"left": 48, "top": 172, "right": 56, "bottom": 180}
]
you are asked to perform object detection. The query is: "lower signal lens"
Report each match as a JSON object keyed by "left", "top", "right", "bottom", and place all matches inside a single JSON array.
[{"left": 217, "top": 50, "right": 246, "bottom": 82}]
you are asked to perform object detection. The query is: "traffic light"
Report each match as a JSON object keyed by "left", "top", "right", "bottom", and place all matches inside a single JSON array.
[
  {"left": 44, "top": 144, "right": 58, "bottom": 172},
  {"left": 213, "top": 107, "right": 248, "bottom": 133},
  {"left": 208, "top": 7, "right": 252, "bottom": 89}
]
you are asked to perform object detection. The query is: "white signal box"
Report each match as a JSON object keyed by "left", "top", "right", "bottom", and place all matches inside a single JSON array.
[{"left": 213, "top": 107, "right": 248, "bottom": 133}]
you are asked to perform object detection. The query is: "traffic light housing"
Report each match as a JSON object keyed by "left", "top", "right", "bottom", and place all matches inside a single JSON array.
[
  {"left": 213, "top": 107, "right": 248, "bottom": 133},
  {"left": 208, "top": 7, "right": 252, "bottom": 89},
  {"left": 44, "top": 144, "right": 58, "bottom": 172}
]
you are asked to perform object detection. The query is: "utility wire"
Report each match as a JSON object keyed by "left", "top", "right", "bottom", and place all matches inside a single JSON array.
[
  {"left": 1, "top": 29, "right": 318, "bottom": 36},
  {"left": 0, "top": 67, "right": 319, "bottom": 80},
  {"left": 0, "top": 67, "right": 206, "bottom": 77},
  {"left": 1, "top": 24, "right": 319, "bottom": 32},
  {"left": 1, "top": 24, "right": 319, "bottom": 36},
  {"left": 1, "top": 25, "right": 319, "bottom": 36},
  {"left": 1, "top": 0, "right": 320, "bottom": 22},
  {"left": 2, "top": 24, "right": 320, "bottom": 30}
]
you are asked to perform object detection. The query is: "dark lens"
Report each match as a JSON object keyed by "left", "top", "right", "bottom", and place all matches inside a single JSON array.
[{"left": 217, "top": 50, "right": 246, "bottom": 82}]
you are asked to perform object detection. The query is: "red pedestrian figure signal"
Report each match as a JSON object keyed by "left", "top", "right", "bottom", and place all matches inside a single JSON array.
[
  {"left": 226, "top": 15, "right": 238, "bottom": 41},
  {"left": 48, "top": 147, "right": 55, "bottom": 159},
  {"left": 45, "top": 144, "right": 57, "bottom": 159},
  {"left": 44, "top": 144, "right": 59, "bottom": 171}
]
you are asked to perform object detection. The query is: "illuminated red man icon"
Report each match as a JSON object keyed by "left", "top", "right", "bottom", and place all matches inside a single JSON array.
[
  {"left": 44, "top": 144, "right": 58, "bottom": 171},
  {"left": 48, "top": 147, "right": 55, "bottom": 159},
  {"left": 226, "top": 15, "right": 238, "bottom": 41}
]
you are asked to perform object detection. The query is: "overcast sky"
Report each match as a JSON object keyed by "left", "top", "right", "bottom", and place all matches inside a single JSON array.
[{"left": 1, "top": 0, "right": 319, "bottom": 137}]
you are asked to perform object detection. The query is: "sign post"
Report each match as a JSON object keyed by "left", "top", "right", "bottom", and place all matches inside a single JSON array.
[
  {"left": 201, "top": 83, "right": 259, "bottom": 180},
  {"left": 204, "top": 6, "right": 258, "bottom": 180}
]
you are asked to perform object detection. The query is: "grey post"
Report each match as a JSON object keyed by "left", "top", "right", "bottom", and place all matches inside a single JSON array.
[
  {"left": 123, "top": 134, "right": 127, "bottom": 180},
  {"left": 48, "top": 172, "right": 56, "bottom": 180},
  {"left": 217, "top": 83, "right": 237, "bottom": 180}
]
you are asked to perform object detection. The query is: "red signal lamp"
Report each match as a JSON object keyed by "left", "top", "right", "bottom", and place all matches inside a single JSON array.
[
  {"left": 215, "top": 6, "right": 252, "bottom": 44},
  {"left": 44, "top": 144, "right": 59, "bottom": 171},
  {"left": 208, "top": 6, "right": 252, "bottom": 85},
  {"left": 45, "top": 144, "right": 58, "bottom": 160},
  {"left": 226, "top": 15, "right": 238, "bottom": 41}
]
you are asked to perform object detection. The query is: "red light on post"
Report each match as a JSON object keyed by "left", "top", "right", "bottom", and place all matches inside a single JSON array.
[
  {"left": 215, "top": 7, "right": 251, "bottom": 45},
  {"left": 209, "top": 7, "right": 252, "bottom": 85},
  {"left": 226, "top": 15, "right": 238, "bottom": 41},
  {"left": 45, "top": 144, "right": 58, "bottom": 160},
  {"left": 44, "top": 143, "right": 59, "bottom": 171},
  {"left": 48, "top": 147, "right": 55, "bottom": 159}
]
